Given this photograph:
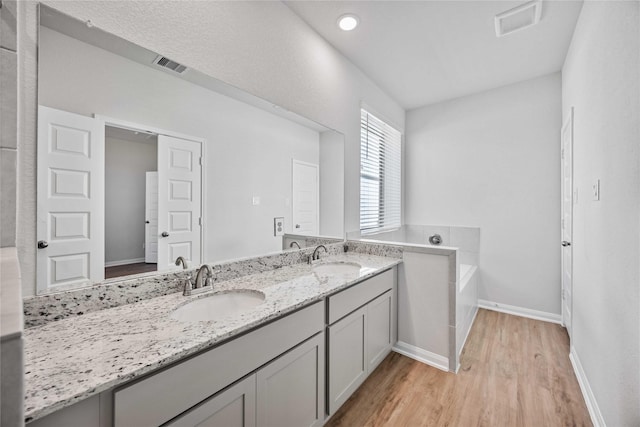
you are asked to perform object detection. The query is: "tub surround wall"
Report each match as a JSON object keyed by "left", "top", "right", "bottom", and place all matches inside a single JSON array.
[
  {"left": 348, "top": 224, "right": 480, "bottom": 265},
  {"left": 23, "top": 242, "right": 346, "bottom": 328},
  {"left": 347, "top": 239, "right": 478, "bottom": 372}
]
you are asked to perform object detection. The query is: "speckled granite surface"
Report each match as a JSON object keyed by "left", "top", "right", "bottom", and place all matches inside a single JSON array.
[
  {"left": 23, "top": 243, "right": 346, "bottom": 328},
  {"left": 23, "top": 253, "right": 399, "bottom": 423}
]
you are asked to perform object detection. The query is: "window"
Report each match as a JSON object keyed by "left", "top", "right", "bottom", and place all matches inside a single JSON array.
[{"left": 360, "top": 109, "right": 402, "bottom": 233}]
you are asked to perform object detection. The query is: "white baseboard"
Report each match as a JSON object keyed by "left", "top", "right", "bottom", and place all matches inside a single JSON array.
[
  {"left": 392, "top": 341, "right": 449, "bottom": 372},
  {"left": 570, "top": 347, "right": 605, "bottom": 427},
  {"left": 104, "top": 258, "right": 145, "bottom": 268},
  {"left": 478, "top": 299, "right": 562, "bottom": 324}
]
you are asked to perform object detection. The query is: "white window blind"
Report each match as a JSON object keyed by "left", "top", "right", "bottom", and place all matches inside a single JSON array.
[{"left": 360, "top": 109, "right": 402, "bottom": 233}]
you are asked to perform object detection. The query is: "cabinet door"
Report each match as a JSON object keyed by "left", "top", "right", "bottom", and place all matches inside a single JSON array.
[
  {"left": 256, "top": 333, "right": 325, "bottom": 427},
  {"left": 166, "top": 375, "right": 256, "bottom": 427},
  {"left": 367, "top": 290, "right": 393, "bottom": 372},
  {"left": 327, "top": 306, "right": 367, "bottom": 415}
]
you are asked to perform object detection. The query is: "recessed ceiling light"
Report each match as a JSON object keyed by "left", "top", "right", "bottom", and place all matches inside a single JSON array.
[{"left": 338, "top": 14, "right": 359, "bottom": 31}]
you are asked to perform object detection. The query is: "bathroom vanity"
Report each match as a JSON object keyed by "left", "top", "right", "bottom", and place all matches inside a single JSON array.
[{"left": 24, "top": 252, "right": 399, "bottom": 426}]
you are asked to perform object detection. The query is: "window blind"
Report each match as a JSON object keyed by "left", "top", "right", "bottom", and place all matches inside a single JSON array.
[{"left": 360, "top": 109, "right": 402, "bottom": 233}]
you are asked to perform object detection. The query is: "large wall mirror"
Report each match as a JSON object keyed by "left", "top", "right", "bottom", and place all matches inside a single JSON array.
[{"left": 36, "top": 5, "right": 345, "bottom": 294}]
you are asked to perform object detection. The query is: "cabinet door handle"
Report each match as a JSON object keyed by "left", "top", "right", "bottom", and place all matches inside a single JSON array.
[
  {"left": 561, "top": 241, "right": 571, "bottom": 247},
  {"left": 161, "top": 232, "right": 170, "bottom": 237}
]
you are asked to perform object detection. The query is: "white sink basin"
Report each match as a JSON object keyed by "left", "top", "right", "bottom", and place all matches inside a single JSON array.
[
  {"left": 313, "top": 261, "right": 362, "bottom": 277},
  {"left": 171, "top": 290, "right": 265, "bottom": 322}
]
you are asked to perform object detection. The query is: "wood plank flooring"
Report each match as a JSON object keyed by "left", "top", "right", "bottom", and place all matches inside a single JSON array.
[
  {"left": 104, "top": 262, "right": 156, "bottom": 279},
  {"left": 326, "top": 309, "right": 592, "bottom": 427}
]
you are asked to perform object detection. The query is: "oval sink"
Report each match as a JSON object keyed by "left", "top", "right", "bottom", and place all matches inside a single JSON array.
[
  {"left": 171, "top": 290, "right": 265, "bottom": 322},
  {"left": 313, "top": 261, "right": 362, "bottom": 277}
]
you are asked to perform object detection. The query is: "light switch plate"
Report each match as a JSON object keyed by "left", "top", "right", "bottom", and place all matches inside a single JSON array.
[
  {"left": 592, "top": 179, "right": 600, "bottom": 201},
  {"left": 274, "top": 217, "right": 284, "bottom": 236}
]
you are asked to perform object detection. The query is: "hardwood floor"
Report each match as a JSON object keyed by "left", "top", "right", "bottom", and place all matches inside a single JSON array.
[
  {"left": 104, "top": 262, "right": 156, "bottom": 279},
  {"left": 326, "top": 309, "right": 592, "bottom": 427}
]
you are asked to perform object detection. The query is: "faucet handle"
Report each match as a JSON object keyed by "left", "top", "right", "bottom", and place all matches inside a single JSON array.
[{"left": 205, "top": 276, "right": 214, "bottom": 288}]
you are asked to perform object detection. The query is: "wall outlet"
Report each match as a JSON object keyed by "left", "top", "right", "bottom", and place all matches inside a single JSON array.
[
  {"left": 252, "top": 196, "right": 260, "bottom": 206},
  {"left": 592, "top": 179, "right": 600, "bottom": 201},
  {"left": 274, "top": 217, "right": 284, "bottom": 236}
]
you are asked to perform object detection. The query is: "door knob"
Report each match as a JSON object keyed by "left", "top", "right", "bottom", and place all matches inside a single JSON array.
[
  {"left": 561, "top": 241, "right": 571, "bottom": 247},
  {"left": 295, "top": 224, "right": 301, "bottom": 229},
  {"left": 161, "top": 231, "right": 170, "bottom": 237},
  {"left": 37, "top": 240, "right": 49, "bottom": 249},
  {"left": 145, "top": 220, "right": 150, "bottom": 224}
]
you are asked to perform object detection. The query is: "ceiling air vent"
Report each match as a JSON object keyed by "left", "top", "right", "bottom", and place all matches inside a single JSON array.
[
  {"left": 495, "top": 0, "right": 542, "bottom": 37},
  {"left": 153, "top": 55, "right": 188, "bottom": 74}
]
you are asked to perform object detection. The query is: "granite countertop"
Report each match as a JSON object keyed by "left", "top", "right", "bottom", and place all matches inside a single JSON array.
[{"left": 23, "top": 253, "right": 400, "bottom": 422}]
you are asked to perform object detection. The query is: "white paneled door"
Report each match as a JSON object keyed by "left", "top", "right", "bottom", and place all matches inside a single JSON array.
[
  {"left": 145, "top": 171, "right": 159, "bottom": 264},
  {"left": 561, "top": 107, "right": 574, "bottom": 338},
  {"left": 292, "top": 160, "right": 319, "bottom": 236},
  {"left": 37, "top": 106, "right": 105, "bottom": 292},
  {"left": 157, "top": 135, "right": 202, "bottom": 271}
]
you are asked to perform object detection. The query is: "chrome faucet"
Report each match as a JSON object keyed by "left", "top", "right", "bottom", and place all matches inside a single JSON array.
[
  {"left": 183, "top": 264, "right": 214, "bottom": 296},
  {"left": 289, "top": 241, "right": 301, "bottom": 249},
  {"left": 175, "top": 256, "right": 188, "bottom": 270},
  {"left": 194, "top": 264, "right": 213, "bottom": 289},
  {"left": 310, "top": 245, "right": 328, "bottom": 263}
]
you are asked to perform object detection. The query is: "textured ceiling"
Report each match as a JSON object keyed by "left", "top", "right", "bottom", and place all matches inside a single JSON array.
[{"left": 286, "top": 1, "right": 583, "bottom": 109}]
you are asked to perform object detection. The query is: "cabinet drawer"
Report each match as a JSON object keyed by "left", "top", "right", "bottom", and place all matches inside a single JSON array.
[
  {"left": 114, "top": 301, "right": 323, "bottom": 427},
  {"left": 328, "top": 268, "right": 394, "bottom": 324}
]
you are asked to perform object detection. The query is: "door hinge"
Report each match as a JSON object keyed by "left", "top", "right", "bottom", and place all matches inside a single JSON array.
[
  {"left": 198, "top": 217, "right": 202, "bottom": 226},
  {"left": 561, "top": 289, "right": 565, "bottom": 299},
  {"left": 561, "top": 149, "right": 564, "bottom": 159},
  {"left": 199, "top": 157, "right": 203, "bottom": 166}
]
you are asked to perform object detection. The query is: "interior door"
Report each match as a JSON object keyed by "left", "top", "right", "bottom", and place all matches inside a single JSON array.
[
  {"left": 37, "top": 105, "right": 105, "bottom": 291},
  {"left": 561, "top": 107, "right": 574, "bottom": 337},
  {"left": 157, "top": 135, "right": 202, "bottom": 271},
  {"left": 145, "top": 171, "right": 158, "bottom": 263},
  {"left": 292, "top": 160, "right": 319, "bottom": 236}
]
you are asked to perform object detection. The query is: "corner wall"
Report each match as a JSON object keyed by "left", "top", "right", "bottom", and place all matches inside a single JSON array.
[
  {"left": 405, "top": 73, "right": 562, "bottom": 317},
  {"left": 562, "top": 2, "right": 640, "bottom": 425}
]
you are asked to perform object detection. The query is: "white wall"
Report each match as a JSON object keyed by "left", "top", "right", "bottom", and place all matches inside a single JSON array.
[
  {"left": 405, "top": 73, "right": 562, "bottom": 316},
  {"left": 104, "top": 135, "right": 157, "bottom": 265},
  {"left": 36, "top": 26, "right": 322, "bottom": 293},
  {"left": 562, "top": 2, "right": 640, "bottom": 425}
]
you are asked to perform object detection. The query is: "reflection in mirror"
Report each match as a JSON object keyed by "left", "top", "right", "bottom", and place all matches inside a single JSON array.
[{"left": 36, "top": 6, "right": 344, "bottom": 293}]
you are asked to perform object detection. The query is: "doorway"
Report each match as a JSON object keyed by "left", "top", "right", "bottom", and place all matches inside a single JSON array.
[
  {"left": 292, "top": 159, "right": 319, "bottom": 236},
  {"left": 104, "top": 126, "right": 158, "bottom": 278},
  {"left": 561, "top": 107, "right": 574, "bottom": 337}
]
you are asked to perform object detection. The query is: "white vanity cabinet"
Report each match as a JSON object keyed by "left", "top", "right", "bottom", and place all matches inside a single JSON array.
[
  {"left": 27, "top": 265, "right": 399, "bottom": 427},
  {"left": 326, "top": 268, "right": 397, "bottom": 415},
  {"left": 256, "top": 333, "right": 324, "bottom": 427},
  {"left": 167, "top": 374, "right": 257, "bottom": 427},
  {"left": 167, "top": 332, "right": 324, "bottom": 427},
  {"left": 113, "top": 301, "right": 324, "bottom": 427}
]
